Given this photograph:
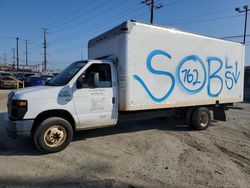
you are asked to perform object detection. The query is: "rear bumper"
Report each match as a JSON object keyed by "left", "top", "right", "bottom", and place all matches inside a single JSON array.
[{"left": 6, "top": 119, "right": 34, "bottom": 139}]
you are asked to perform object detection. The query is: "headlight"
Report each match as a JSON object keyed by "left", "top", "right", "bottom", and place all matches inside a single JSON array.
[{"left": 9, "top": 100, "right": 28, "bottom": 120}]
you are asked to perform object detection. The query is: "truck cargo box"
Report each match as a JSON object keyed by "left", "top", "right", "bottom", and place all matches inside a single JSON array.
[{"left": 88, "top": 20, "right": 245, "bottom": 111}]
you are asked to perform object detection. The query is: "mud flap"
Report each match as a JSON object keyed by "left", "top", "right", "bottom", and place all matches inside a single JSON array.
[{"left": 213, "top": 106, "right": 226, "bottom": 121}]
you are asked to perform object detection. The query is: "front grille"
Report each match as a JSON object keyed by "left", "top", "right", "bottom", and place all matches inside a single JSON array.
[
  {"left": 11, "top": 100, "right": 18, "bottom": 117},
  {"left": 7, "top": 97, "right": 12, "bottom": 119}
]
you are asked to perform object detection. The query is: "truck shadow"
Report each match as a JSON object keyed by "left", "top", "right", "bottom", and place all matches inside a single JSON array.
[
  {"left": 73, "top": 117, "right": 196, "bottom": 142},
  {"left": 0, "top": 113, "right": 213, "bottom": 156},
  {"left": 0, "top": 176, "right": 137, "bottom": 188},
  {"left": 0, "top": 112, "right": 41, "bottom": 156}
]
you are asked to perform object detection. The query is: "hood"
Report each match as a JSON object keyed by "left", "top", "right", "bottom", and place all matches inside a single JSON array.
[{"left": 11, "top": 86, "right": 72, "bottom": 100}]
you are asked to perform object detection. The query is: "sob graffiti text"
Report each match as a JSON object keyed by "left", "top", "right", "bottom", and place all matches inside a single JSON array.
[{"left": 134, "top": 50, "right": 241, "bottom": 103}]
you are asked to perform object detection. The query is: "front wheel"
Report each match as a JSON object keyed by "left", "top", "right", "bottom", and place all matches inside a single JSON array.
[
  {"left": 192, "top": 107, "right": 211, "bottom": 130},
  {"left": 34, "top": 117, "right": 73, "bottom": 153}
]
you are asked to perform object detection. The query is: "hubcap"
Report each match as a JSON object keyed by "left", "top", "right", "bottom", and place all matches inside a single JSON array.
[
  {"left": 44, "top": 125, "right": 67, "bottom": 147},
  {"left": 200, "top": 112, "right": 209, "bottom": 127}
]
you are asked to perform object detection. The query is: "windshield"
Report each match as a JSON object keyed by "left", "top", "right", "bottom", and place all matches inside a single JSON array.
[{"left": 46, "top": 61, "right": 87, "bottom": 86}]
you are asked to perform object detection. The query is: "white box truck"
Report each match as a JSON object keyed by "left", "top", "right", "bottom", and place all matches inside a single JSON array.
[{"left": 6, "top": 20, "right": 245, "bottom": 153}]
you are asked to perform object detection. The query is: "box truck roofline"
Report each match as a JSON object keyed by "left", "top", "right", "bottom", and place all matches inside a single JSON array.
[{"left": 88, "top": 20, "right": 244, "bottom": 51}]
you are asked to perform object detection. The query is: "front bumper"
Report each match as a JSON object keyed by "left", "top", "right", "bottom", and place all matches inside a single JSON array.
[{"left": 6, "top": 118, "right": 34, "bottom": 139}]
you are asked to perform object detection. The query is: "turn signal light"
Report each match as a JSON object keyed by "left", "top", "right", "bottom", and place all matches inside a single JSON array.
[{"left": 18, "top": 101, "right": 27, "bottom": 107}]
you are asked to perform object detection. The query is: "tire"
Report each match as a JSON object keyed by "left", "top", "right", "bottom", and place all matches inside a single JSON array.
[
  {"left": 185, "top": 108, "right": 195, "bottom": 127},
  {"left": 192, "top": 107, "right": 211, "bottom": 130},
  {"left": 34, "top": 117, "right": 73, "bottom": 153}
]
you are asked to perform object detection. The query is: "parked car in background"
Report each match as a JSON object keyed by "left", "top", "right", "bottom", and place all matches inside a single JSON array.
[
  {"left": 0, "top": 71, "right": 12, "bottom": 78},
  {"left": 14, "top": 72, "right": 24, "bottom": 80},
  {"left": 0, "top": 76, "right": 17, "bottom": 89},
  {"left": 22, "top": 73, "right": 37, "bottom": 82},
  {"left": 40, "top": 74, "right": 53, "bottom": 82},
  {"left": 25, "top": 76, "right": 45, "bottom": 87}
]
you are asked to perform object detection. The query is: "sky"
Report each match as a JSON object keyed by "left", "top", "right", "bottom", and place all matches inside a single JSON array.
[{"left": 0, "top": 0, "right": 250, "bottom": 71}]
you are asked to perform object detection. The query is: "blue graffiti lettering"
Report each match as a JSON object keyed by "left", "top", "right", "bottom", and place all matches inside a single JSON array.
[
  {"left": 133, "top": 50, "right": 175, "bottom": 103},
  {"left": 233, "top": 62, "right": 240, "bottom": 84},
  {"left": 225, "top": 72, "right": 234, "bottom": 89},
  {"left": 207, "top": 57, "right": 223, "bottom": 97},
  {"left": 134, "top": 50, "right": 241, "bottom": 102},
  {"left": 181, "top": 69, "right": 201, "bottom": 85},
  {"left": 225, "top": 60, "right": 240, "bottom": 90},
  {"left": 177, "top": 55, "right": 206, "bottom": 93}
]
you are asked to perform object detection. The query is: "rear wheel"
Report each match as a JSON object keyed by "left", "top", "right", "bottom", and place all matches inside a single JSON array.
[
  {"left": 185, "top": 108, "right": 195, "bottom": 127},
  {"left": 34, "top": 117, "right": 73, "bottom": 153},
  {"left": 192, "top": 107, "right": 211, "bottom": 130}
]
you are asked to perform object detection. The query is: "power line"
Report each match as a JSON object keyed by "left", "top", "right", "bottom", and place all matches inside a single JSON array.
[
  {"left": 167, "top": 6, "right": 237, "bottom": 25},
  {"left": 171, "top": 14, "right": 243, "bottom": 26},
  {"left": 0, "top": 36, "right": 16, "bottom": 40},
  {"left": 45, "top": 1, "right": 93, "bottom": 28},
  {"left": 47, "top": 4, "right": 145, "bottom": 45},
  {"left": 48, "top": 12, "right": 243, "bottom": 47},
  {"left": 162, "top": 0, "right": 184, "bottom": 6},
  {"left": 21, "top": 1, "right": 106, "bottom": 54},
  {"left": 220, "top": 34, "right": 250, "bottom": 39},
  {"left": 50, "top": 45, "right": 82, "bottom": 54},
  {"left": 48, "top": 0, "right": 110, "bottom": 31},
  {"left": 26, "top": 28, "right": 41, "bottom": 41},
  {"left": 141, "top": 0, "right": 163, "bottom": 24},
  {"left": 49, "top": 0, "right": 128, "bottom": 33},
  {"left": 135, "top": 0, "right": 184, "bottom": 20}
]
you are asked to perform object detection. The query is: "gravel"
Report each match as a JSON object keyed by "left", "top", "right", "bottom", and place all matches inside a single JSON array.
[{"left": 0, "top": 89, "right": 249, "bottom": 187}]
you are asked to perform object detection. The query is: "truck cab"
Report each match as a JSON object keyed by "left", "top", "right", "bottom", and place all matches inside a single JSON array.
[{"left": 7, "top": 59, "right": 118, "bottom": 153}]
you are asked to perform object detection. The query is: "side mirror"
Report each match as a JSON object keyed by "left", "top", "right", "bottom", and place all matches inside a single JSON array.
[
  {"left": 88, "top": 72, "right": 99, "bottom": 88},
  {"left": 76, "top": 77, "right": 84, "bottom": 88}
]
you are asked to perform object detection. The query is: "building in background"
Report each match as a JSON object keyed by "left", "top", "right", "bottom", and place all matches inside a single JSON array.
[
  {"left": 0, "top": 64, "right": 42, "bottom": 72},
  {"left": 14, "top": 65, "right": 42, "bottom": 72},
  {"left": 0, "top": 64, "right": 13, "bottom": 71}
]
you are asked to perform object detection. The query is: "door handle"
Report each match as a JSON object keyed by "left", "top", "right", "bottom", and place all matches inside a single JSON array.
[{"left": 112, "top": 97, "right": 115, "bottom": 104}]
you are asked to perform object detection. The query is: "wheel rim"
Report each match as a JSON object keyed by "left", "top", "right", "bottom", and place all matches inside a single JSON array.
[
  {"left": 200, "top": 112, "right": 209, "bottom": 127},
  {"left": 44, "top": 125, "right": 67, "bottom": 147}
]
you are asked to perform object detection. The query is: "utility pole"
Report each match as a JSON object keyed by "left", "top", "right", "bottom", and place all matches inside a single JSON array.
[
  {"left": 16, "top": 37, "right": 19, "bottom": 70},
  {"left": 12, "top": 48, "right": 15, "bottom": 70},
  {"left": 25, "top": 40, "right": 28, "bottom": 66},
  {"left": 43, "top": 28, "right": 48, "bottom": 72},
  {"left": 141, "top": 0, "right": 163, "bottom": 24},
  {"left": 235, "top": 5, "right": 250, "bottom": 44}
]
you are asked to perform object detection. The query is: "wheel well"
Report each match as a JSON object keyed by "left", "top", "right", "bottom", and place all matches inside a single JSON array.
[{"left": 31, "top": 110, "right": 76, "bottom": 135}]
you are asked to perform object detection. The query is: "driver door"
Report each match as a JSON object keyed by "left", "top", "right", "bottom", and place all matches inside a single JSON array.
[{"left": 73, "top": 63, "right": 118, "bottom": 129}]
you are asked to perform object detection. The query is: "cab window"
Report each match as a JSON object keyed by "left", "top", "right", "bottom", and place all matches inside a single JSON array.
[{"left": 79, "top": 64, "right": 112, "bottom": 88}]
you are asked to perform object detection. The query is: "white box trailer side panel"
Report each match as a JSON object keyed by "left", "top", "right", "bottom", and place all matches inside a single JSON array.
[
  {"left": 127, "top": 22, "right": 245, "bottom": 110},
  {"left": 89, "top": 21, "right": 245, "bottom": 111}
]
